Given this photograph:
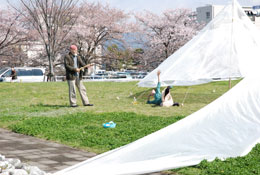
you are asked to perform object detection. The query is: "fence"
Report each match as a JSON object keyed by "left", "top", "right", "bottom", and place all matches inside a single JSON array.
[{"left": 54, "top": 75, "right": 143, "bottom": 82}]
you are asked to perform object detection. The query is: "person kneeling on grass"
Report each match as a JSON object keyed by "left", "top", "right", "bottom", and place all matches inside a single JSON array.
[{"left": 147, "top": 70, "right": 179, "bottom": 107}]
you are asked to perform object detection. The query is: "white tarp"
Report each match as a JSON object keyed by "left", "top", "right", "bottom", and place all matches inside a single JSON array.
[
  {"left": 54, "top": 1, "right": 260, "bottom": 175},
  {"left": 138, "top": 0, "right": 260, "bottom": 87},
  {"left": 55, "top": 76, "right": 260, "bottom": 175}
]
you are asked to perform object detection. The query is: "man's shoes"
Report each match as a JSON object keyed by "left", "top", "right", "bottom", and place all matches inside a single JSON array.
[
  {"left": 71, "top": 105, "right": 79, "bottom": 107},
  {"left": 84, "top": 104, "right": 94, "bottom": 106}
]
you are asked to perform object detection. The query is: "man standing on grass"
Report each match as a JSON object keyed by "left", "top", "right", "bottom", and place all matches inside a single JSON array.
[{"left": 64, "top": 45, "right": 93, "bottom": 107}]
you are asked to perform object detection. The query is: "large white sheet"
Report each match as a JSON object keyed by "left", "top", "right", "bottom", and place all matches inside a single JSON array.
[
  {"left": 138, "top": 0, "right": 260, "bottom": 87},
  {"left": 55, "top": 76, "right": 260, "bottom": 175},
  {"left": 54, "top": 0, "right": 260, "bottom": 174}
]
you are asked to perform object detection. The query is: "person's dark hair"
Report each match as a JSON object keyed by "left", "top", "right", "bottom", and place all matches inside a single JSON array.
[{"left": 164, "top": 86, "right": 170, "bottom": 97}]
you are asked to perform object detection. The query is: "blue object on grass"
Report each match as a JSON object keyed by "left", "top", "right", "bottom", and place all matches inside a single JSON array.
[{"left": 103, "top": 121, "right": 116, "bottom": 128}]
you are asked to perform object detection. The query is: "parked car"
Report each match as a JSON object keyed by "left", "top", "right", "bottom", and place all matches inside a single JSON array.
[
  {"left": 0, "top": 67, "right": 46, "bottom": 82},
  {"left": 90, "top": 73, "right": 103, "bottom": 79},
  {"left": 95, "top": 70, "right": 106, "bottom": 75},
  {"left": 136, "top": 72, "right": 148, "bottom": 79},
  {"left": 116, "top": 72, "right": 132, "bottom": 79}
]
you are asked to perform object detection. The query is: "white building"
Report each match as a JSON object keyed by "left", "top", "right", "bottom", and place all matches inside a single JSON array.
[
  {"left": 196, "top": 5, "right": 224, "bottom": 24},
  {"left": 196, "top": 4, "right": 260, "bottom": 30}
]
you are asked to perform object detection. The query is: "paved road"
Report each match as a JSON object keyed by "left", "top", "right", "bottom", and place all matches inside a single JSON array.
[{"left": 0, "top": 128, "right": 169, "bottom": 175}]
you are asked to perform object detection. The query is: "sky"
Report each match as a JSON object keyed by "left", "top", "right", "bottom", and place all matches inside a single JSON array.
[{"left": 1, "top": 0, "right": 260, "bottom": 13}]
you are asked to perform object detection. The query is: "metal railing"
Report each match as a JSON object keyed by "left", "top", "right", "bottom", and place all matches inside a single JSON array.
[{"left": 54, "top": 75, "right": 144, "bottom": 82}]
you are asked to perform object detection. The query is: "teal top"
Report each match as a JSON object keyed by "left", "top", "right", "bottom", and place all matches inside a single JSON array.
[{"left": 147, "top": 82, "right": 162, "bottom": 105}]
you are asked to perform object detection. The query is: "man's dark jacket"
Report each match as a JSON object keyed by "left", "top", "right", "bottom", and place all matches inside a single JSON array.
[{"left": 64, "top": 52, "right": 86, "bottom": 80}]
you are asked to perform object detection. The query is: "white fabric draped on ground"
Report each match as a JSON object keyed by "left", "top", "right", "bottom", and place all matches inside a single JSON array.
[
  {"left": 138, "top": 0, "right": 260, "bottom": 87},
  {"left": 55, "top": 76, "right": 260, "bottom": 175},
  {"left": 54, "top": 0, "right": 260, "bottom": 174}
]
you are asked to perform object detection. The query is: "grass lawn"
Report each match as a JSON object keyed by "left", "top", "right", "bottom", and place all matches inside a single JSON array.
[
  {"left": 2, "top": 80, "right": 260, "bottom": 175},
  {"left": 0, "top": 81, "right": 234, "bottom": 118}
]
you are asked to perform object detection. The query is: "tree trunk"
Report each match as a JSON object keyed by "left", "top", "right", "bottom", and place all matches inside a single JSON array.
[{"left": 47, "top": 55, "right": 55, "bottom": 82}]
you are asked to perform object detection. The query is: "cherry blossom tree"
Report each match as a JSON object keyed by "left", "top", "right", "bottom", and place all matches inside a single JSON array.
[
  {"left": 69, "top": 2, "right": 134, "bottom": 67},
  {"left": 13, "top": 0, "right": 78, "bottom": 81},
  {"left": 135, "top": 9, "right": 204, "bottom": 70},
  {"left": 0, "top": 8, "right": 28, "bottom": 66}
]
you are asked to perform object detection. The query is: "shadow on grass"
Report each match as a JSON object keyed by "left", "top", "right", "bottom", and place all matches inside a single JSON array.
[
  {"left": 151, "top": 104, "right": 161, "bottom": 108},
  {"left": 31, "top": 103, "right": 69, "bottom": 108},
  {"left": 129, "top": 89, "right": 150, "bottom": 100}
]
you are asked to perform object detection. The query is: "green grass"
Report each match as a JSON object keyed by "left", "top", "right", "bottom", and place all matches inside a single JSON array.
[
  {"left": 0, "top": 80, "right": 235, "bottom": 118},
  {"left": 174, "top": 143, "right": 260, "bottom": 175},
  {"left": 2, "top": 80, "right": 259, "bottom": 175},
  {"left": 7, "top": 112, "right": 184, "bottom": 153}
]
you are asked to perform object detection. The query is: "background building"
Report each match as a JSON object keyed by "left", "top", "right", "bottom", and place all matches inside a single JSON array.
[
  {"left": 196, "top": 5, "right": 224, "bottom": 24},
  {"left": 196, "top": 4, "right": 260, "bottom": 30}
]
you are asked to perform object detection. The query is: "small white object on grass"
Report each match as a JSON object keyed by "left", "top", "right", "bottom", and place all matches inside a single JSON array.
[
  {"left": 116, "top": 96, "right": 120, "bottom": 100},
  {"left": 132, "top": 97, "right": 137, "bottom": 104}
]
